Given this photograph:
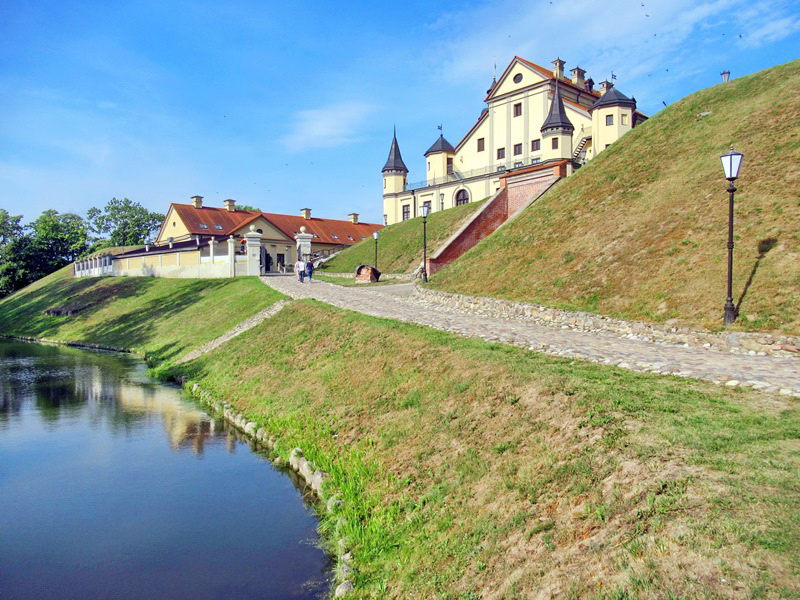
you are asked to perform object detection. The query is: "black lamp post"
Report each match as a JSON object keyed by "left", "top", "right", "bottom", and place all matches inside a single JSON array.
[
  {"left": 421, "top": 204, "right": 430, "bottom": 282},
  {"left": 720, "top": 146, "right": 744, "bottom": 326},
  {"left": 373, "top": 231, "right": 379, "bottom": 269}
]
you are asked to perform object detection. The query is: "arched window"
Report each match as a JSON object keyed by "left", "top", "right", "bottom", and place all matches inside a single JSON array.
[{"left": 455, "top": 189, "right": 469, "bottom": 206}]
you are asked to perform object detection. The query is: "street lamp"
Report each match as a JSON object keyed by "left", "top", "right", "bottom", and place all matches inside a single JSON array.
[
  {"left": 720, "top": 146, "right": 743, "bottom": 326},
  {"left": 373, "top": 231, "right": 379, "bottom": 269},
  {"left": 420, "top": 204, "right": 431, "bottom": 282}
]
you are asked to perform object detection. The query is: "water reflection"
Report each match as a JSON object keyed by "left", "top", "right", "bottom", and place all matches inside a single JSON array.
[{"left": 0, "top": 340, "right": 328, "bottom": 600}]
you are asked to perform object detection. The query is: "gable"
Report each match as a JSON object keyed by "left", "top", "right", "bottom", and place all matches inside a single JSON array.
[
  {"left": 156, "top": 205, "right": 191, "bottom": 243},
  {"left": 487, "top": 57, "right": 549, "bottom": 102},
  {"left": 232, "top": 217, "right": 290, "bottom": 241}
]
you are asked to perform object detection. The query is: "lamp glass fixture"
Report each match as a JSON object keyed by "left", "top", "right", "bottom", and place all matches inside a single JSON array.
[
  {"left": 720, "top": 147, "right": 743, "bottom": 180},
  {"left": 373, "top": 231, "right": 379, "bottom": 240},
  {"left": 420, "top": 205, "right": 431, "bottom": 218}
]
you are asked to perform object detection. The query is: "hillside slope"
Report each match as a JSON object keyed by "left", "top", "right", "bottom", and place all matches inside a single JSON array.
[
  {"left": 0, "top": 266, "right": 284, "bottom": 363},
  {"left": 429, "top": 60, "right": 800, "bottom": 334},
  {"left": 320, "top": 200, "right": 484, "bottom": 274}
]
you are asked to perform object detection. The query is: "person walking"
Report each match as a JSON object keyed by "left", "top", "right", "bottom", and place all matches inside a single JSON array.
[
  {"left": 305, "top": 259, "right": 314, "bottom": 283},
  {"left": 294, "top": 258, "right": 305, "bottom": 283}
]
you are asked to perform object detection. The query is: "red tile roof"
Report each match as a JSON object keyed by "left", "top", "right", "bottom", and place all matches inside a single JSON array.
[{"left": 167, "top": 204, "right": 382, "bottom": 245}]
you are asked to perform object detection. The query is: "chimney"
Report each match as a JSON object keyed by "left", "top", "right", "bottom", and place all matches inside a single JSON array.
[
  {"left": 599, "top": 80, "right": 614, "bottom": 94},
  {"left": 191, "top": 195, "right": 203, "bottom": 208},
  {"left": 224, "top": 198, "right": 236, "bottom": 212},
  {"left": 721, "top": 70, "right": 731, "bottom": 83},
  {"left": 585, "top": 77, "right": 595, "bottom": 92},
  {"left": 570, "top": 67, "right": 586, "bottom": 88},
  {"left": 300, "top": 208, "right": 312, "bottom": 220},
  {"left": 348, "top": 213, "right": 359, "bottom": 225},
  {"left": 552, "top": 58, "right": 565, "bottom": 80}
]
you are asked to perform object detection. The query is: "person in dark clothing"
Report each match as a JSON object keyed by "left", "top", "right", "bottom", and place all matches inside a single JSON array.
[{"left": 305, "top": 260, "right": 314, "bottom": 283}]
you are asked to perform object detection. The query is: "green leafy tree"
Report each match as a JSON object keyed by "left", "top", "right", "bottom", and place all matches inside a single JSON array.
[
  {"left": 87, "top": 198, "right": 164, "bottom": 247},
  {"left": 0, "top": 209, "right": 23, "bottom": 248},
  {"left": 0, "top": 210, "right": 90, "bottom": 296},
  {"left": 236, "top": 204, "right": 262, "bottom": 212}
]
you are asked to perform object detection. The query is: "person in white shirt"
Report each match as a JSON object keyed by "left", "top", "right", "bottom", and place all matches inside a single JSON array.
[{"left": 294, "top": 259, "right": 305, "bottom": 283}]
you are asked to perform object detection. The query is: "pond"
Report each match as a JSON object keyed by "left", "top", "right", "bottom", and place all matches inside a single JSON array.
[{"left": 0, "top": 340, "right": 329, "bottom": 599}]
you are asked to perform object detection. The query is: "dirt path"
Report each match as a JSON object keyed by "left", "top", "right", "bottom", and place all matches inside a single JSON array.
[{"left": 260, "top": 275, "right": 800, "bottom": 396}]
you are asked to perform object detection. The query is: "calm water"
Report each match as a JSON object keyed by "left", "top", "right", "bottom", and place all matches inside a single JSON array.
[{"left": 0, "top": 340, "right": 329, "bottom": 599}]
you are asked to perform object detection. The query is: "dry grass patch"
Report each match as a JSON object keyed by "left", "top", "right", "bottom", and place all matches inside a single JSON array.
[{"left": 164, "top": 300, "right": 800, "bottom": 598}]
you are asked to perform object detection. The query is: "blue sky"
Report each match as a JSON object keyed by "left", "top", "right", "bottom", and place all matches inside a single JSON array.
[{"left": 1, "top": 0, "right": 798, "bottom": 226}]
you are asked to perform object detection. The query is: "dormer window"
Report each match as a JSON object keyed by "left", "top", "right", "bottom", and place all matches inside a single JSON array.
[
  {"left": 347, "top": 236, "right": 354, "bottom": 240},
  {"left": 199, "top": 223, "right": 208, "bottom": 229},
  {"left": 215, "top": 224, "right": 223, "bottom": 230},
  {"left": 332, "top": 234, "right": 339, "bottom": 239}
]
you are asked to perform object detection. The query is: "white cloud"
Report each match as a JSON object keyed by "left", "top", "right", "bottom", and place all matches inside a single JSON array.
[{"left": 281, "top": 101, "right": 379, "bottom": 153}]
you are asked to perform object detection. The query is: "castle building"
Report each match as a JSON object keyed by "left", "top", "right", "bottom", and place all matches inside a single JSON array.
[{"left": 382, "top": 56, "right": 647, "bottom": 225}]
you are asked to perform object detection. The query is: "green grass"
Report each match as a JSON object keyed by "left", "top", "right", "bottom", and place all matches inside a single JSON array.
[
  {"left": 158, "top": 300, "right": 800, "bottom": 598},
  {"left": 320, "top": 200, "right": 485, "bottom": 274},
  {"left": 0, "top": 266, "right": 284, "bottom": 363},
  {"left": 429, "top": 60, "right": 800, "bottom": 335}
]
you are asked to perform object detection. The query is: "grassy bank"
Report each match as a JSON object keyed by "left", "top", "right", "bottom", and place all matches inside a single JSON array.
[
  {"left": 320, "top": 200, "right": 484, "bottom": 274},
  {"left": 0, "top": 266, "right": 284, "bottom": 363},
  {"left": 159, "top": 300, "right": 799, "bottom": 598},
  {"left": 429, "top": 60, "right": 800, "bottom": 335}
]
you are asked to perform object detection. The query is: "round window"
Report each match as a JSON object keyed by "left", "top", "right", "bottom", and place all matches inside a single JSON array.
[
  {"left": 256, "top": 228, "right": 263, "bottom": 234},
  {"left": 513, "top": 73, "right": 523, "bottom": 84}
]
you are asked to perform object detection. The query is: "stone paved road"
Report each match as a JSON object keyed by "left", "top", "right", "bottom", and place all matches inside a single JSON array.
[{"left": 261, "top": 275, "right": 800, "bottom": 396}]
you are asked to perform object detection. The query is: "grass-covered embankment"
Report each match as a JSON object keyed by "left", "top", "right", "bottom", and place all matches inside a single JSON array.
[
  {"left": 0, "top": 265, "right": 284, "bottom": 363},
  {"left": 320, "top": 200, "right": 484, "bottom": 274},
  {"left": 429, "top": 60, "right": 800, "bottom": 335},
  {"left": 160, "top": 299, "right": 800, "bottom": 598}
]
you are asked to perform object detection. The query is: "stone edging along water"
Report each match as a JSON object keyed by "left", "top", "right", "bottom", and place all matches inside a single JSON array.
[
  {"left": 414, "top": 286, "right": 800, "bottom": 358},
  {"left": 184, "top": 382, "right": 356, "bottom": 598}
]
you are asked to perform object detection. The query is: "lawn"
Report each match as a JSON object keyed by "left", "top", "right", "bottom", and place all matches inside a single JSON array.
[{"left": 163, "top": 299, "right": 800, "bottom": 597}]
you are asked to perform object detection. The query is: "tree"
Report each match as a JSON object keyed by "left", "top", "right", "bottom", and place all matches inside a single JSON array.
[
  {"left": 0, "top": 209, "right": 23, "bottom": 248},
  {"left": 87, "top": 198, "right": 164, "bottom": 247},
  {"left": 0, "top": 210, "right": 90, "bottom": 296},
  {"left": 236, "top": 204, "right": 262, "bottom": 212}
]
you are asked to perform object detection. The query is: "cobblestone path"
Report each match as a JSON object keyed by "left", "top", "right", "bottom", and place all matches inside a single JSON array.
[{"left": 261, "top": 275, "right": 800, "bottom": 396}]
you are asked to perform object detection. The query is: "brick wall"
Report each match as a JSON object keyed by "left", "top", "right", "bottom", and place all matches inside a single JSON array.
[{"left": 427, "top": 162, "right": 564, "bottom": 276}]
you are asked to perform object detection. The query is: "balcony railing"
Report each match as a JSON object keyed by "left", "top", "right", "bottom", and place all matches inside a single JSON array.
[{"left": 406, "top": 157, "right": 544, "bottom": 191}]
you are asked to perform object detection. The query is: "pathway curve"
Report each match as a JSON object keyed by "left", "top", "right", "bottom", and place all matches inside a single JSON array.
[
  {"left": 176, "top": 299, "right": 291, "bottom": 364},
  {"left": 260, "top": 276, "right": 800, "bottom": 396}
]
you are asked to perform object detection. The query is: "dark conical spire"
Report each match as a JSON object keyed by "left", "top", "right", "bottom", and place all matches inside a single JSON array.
[
  {"left": 424, "top": 134, "right": 455, "bottom": 156},
  {"left": 382, "top": 127, "right": 408, "bottom": 173},
  {"left": 540, "top": 81, "right": 574, "bottom": 134}
]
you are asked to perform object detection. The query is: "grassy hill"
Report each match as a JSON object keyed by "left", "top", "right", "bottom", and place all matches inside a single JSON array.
[
  {"left": 429, "top": 60, "right": 800, "bottom": 335},
  {"left": 164, "top": 300, "right": 800, "bottom": 597},
  {"left": 320, "top": 200, "right": 484, "bottom": 274},
  {"left": 0, "top": 266, "right": 283, "bottom": 363}
]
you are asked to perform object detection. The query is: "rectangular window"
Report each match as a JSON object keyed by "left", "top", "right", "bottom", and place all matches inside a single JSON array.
[
  {"left": 531, "top": 139, "right": 540, "bottom": 152},
  {"left": 497, "top": 147, "right": 505, "bottom": 160},
  {"left": 402, "top": 205, "right": 410, "bottom": 221},
  {"left": 621, "top": 113, "right": 629, "bottom": 126},
  {"left": 513, "top": 143, "right": 522, "bottom": 155},
  {"left": 477, "top": 138, "right": 485, "bottom": 152},
  {"left": 552, "top": 137, "right": 559, "bottom": 150},
  {"left": 439, "top": 193, "right": 445, "bottom": 211},
  {"left": 446, "top": 157, "right": 453, "bottom": 174},
  {"left": 427, "top": 161, "right": 430, "bottom": 171},
  {"left": 513, "top": 103, "right": 522, "bottom": 117},
  {"left": 606, "top": 114, "right": 614, "bottom": 126},
  {"left": 422, "top": 201, "right": 432, "bottom": 214}
]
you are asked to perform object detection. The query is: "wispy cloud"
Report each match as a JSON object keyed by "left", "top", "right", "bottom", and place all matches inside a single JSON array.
[
  {"left": 281, "top": 101, "right": 379, "bottom": 153},
  {"left": 425, "top": 0, "right": 797, "bottom": 111}
]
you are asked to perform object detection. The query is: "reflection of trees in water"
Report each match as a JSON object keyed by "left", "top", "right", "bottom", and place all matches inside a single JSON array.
[{"left": 0, "top": 341, "right": 229, "bottom": 454}]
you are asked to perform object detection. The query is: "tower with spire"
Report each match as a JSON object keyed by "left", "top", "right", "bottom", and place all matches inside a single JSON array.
[
  {"left": 424, "top": 131, "right": 455, "bottom": 185},
  {"left": 540, "top": 80, "right": 574, "bottom": 163},
  {"left": 382, "top": 128, "right": 408, "bottom": 195}
]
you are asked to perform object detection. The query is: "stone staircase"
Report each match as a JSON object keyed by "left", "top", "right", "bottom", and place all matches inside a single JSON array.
[{"left": 426, "top": 161, "right": 567, "bottom": 276}]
